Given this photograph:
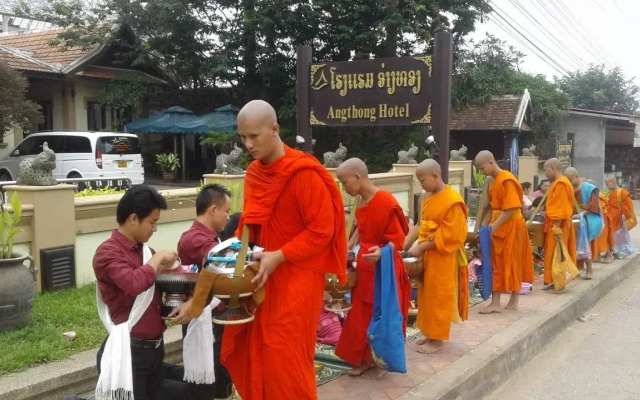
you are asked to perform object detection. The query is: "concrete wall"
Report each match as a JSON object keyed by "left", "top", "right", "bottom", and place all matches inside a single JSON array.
[{"left": 558, "top": 114, "right": 606, "bottom": 188}]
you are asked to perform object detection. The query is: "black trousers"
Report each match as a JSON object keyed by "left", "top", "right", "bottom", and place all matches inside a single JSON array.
[
  {"left": 97, "top": 338, "right": 190, "bottom": 400},
  {"left": 181, "top": 317, "right": 233, "bottom": 399}
]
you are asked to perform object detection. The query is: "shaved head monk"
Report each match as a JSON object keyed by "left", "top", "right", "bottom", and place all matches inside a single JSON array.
[
  {"left": 474, "top": 151, "right": 534, "bottom": 312},
  {"left": 408, "top": 159, "right": 469, "bottom": 354},
  {"left": 565, "top": 168, "right": 603, "bottom": 279},
  {"left": 605, "top": 175, "right": 636, "bottom": 257},
  {"left": 221, "top": 100, "right": 347, "bottom": 399},
  {"left": 334, "top": 158, "right": 410, "bottom": 379},
  {"left": 542, "top": 158, "right": 576, "bottom": 291}
]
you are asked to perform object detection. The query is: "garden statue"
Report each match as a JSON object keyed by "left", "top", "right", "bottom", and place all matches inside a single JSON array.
[
  {"left": 522, "top": 144, "right": 537, "bottom": 156},
  {"left": 16, "top": 142, "right": 57, "bottom": 186},
  {"left": 397, "top": 143, "right": 419, "bottom": 164},
  {"left": 323, "top": 142, "right": 348, "bottom": 168},
  {"left": 450, "top": 144, "right": 468, "bottom": 161},
  {"left": 215, "top": 143, "right": 245, "bottom": 175}
]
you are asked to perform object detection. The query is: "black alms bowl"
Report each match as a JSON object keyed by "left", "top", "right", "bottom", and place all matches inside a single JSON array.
[{"left": 156, "top": 271, "right": 198, "bottom": 293}]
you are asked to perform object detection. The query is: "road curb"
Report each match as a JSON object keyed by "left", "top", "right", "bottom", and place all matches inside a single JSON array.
[
  {"left": 399, "top": 252, "right": 640, "bottom": 400},
  {"left": 0, "top": 326, "right": 184, "bottom": 400}
]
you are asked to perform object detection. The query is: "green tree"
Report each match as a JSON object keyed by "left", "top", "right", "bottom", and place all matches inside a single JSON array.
[
  {"left": 0, "top": 60, "right": 41, "bottom": 136},
  {"left": 556, "top": 65, "right": 640, "bottom": 113},
  {"left": 452, "top": 35, "right": 571, "bottom": 145}
]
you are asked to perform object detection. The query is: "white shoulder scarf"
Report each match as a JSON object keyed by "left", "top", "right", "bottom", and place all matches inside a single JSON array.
[
  {"left": 182, "top": 237, "right": 221, "bottom": 384},
  {"left": 95, "top": 244, "right": 155, "bottom": 400}
]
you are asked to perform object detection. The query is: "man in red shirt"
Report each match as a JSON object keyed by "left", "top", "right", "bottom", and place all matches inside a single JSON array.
[
  {"left": 177, "top": 183, "right": 233, "bottom": 399},
  {"left": 93, "top": 184, "right": 188, "bottom": 400}
]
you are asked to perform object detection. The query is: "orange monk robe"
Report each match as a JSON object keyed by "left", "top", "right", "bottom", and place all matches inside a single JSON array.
[
  {"left": 222, "top": 146, "right": 346, "bottom": 400},
  {"left": 595, "top": 192, "right": 611, "bottom": 255},
  {"left": 416, "top": 185, "right": 468, "bottom": 341},
  {"left": 574, "top": 187, "right": 601, "bottom": 259},
  {"left": 607, "top": 188, "right": 636, "bottom": 232},
  {"left": 543, "top": 176, "right": 576, "bottom": 285},
  {"left": 335, "top": 191, "right": 410, "bottom": 367},
  {"left": 489, "top": 170, "right": 534, "bottom": 292}
]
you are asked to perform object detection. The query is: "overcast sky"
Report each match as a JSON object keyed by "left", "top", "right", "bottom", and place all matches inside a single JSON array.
[{"left": 466, "top": 0, "right": 639, "bottom": 82}]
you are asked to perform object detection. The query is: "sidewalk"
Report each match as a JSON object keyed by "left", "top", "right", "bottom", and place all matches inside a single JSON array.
[
  {"left": 1, "top": 205, "right": 639, "bottom": 400},
  {"left": 318, "top": 203, "right": 640, "bottom": 400}
]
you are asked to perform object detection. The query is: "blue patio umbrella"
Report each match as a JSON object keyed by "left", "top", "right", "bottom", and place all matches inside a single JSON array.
[
  {"left": 200, "top": 104, "right": 239, "bottom": 132},
  {"left": 125, "top": 106, "right": 218, "bottom": 181}
]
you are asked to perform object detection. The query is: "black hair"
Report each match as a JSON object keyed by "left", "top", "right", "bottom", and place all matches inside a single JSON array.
[
  {"left": 220, "top": 212, "right": 242, "bottom": 241},
  {"left": 116, "top": 184, "right": 168, "bottom": 225},
  {"left": 531, "top": 196, "right": 544, "bottom": 208},
  {"left": 537, "top": 179, "right": 550, "bottom": 191},
  {"left": 521, "top": 182, "right": 532, "bottom": 191},
  {"left": 196, "top": 184, "right": 232, "bottom": 216}
]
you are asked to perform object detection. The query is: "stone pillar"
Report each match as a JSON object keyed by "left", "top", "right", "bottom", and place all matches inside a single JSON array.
[
  {"left": 4, "top": 185, "right": 77, "bottom": 292},
  {"left": 392, "top": 164, "right": 420, "bottom": 195},
  {"left": 518, "top": 156, "right": 539, "bottom": 186},
  {"left": 325, "top": 167, "right": 338, "bottom": 179},
  {"left": 61, "top": 82, "right": 76, "bottom": 130},
  {"left": 203, "top": 174, "right": 245, "bottom": 214},
  {"left": 449, "top": 160, "right": 472, "bottom": 188}
]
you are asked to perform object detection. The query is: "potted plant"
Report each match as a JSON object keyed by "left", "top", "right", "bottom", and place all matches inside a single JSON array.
[
  {"left": 0, "top": 192, "right": 36, "bottom": 331},
  {"left": 156, "top": 153, "right": 180, "bottom": 182}
]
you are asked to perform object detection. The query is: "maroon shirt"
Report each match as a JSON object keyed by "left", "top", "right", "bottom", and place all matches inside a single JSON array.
[
  {"left": 177, "top": 220, "right": 220, "bottom": 267},
  {"left": 93, "top": 230, "right": 165, "bottom": 339}
]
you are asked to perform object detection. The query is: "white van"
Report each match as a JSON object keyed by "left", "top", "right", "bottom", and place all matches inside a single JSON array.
[{"left": 0, "top": 132, "right": 144, "bottom": 184}]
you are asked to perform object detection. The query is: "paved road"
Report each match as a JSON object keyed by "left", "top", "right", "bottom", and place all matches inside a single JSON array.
[{"left": 485, "top": 260, "right": 640, "bottom": 400}]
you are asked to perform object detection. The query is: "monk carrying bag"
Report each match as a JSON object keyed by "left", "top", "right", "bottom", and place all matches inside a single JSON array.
[{"left": 367, "top": 244, "right": 406, "bottom": 373}]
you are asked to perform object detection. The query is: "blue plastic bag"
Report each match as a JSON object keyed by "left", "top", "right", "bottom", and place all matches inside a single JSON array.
[
  {"left": 614, "top": 220, "right": 635, "bottom": 259},
  {"left": 367, "top": 244, "right": 406, "bottom": 373},
  {"left": 576, "top": 213, "right": 592, "bottom": 261},
  {"left": 477, "top": 226, "right": 493, "bottom": 300}
]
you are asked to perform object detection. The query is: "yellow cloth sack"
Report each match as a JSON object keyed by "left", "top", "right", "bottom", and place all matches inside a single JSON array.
[{"left": 551, "top": 236, "right": 579, "bottom": 290}]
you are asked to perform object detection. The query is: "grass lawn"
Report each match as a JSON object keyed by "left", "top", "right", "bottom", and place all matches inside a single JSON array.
[{"left": 0, "top": 283, "right": 106, "bottom": 375}]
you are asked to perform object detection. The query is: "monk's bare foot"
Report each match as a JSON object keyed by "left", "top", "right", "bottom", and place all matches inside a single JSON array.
[
  {"left": 362, "top": 367, "right": 387, "bottom": 380},
  {"left": 552, "top": 287, "right": 567, "bottom": 294},
  {"left": 543, "top": 284, "right": 555, "bottom": 291},
  {"left": 479, "top": 303, "right": 502, "bottom": 314},
  {"left": 417, "top": 340, "right": 443, "bottom": 354},
  {"left": 505, "top": 294, "right": 519, "bottom": 310},
  {"left": 347, "top": 364, "right": 373, "bottom": 377},
  {"left": 416, "top": 335, "right": 429, "bottom": 345}
]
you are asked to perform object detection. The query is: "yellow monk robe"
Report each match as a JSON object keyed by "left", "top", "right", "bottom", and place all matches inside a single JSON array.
[
  {"left": 543, "top": 176, "right": 576, "bottom": 285},
  {"left": 489, "top": 170, "right": 534, "bottom": 292},
  {"left": 595, "top": 192, "right": 611, "bottom": 255},
  {"left": 607, "top": 188, "right": 636, "bottom": 232},
  {"left": 416, "top": 185, "right": 468, "bottom": 341}
]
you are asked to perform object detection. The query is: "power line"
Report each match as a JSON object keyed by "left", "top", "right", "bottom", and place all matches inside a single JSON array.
[
  {"left": 488, "top": 2, "right": 571, "bottom": 76},
  {"left": 552, "top": 0, "right": 622, "bottom": 67},
  {"left": 530, "top": 0, "right": 611, "bottom": 68},
  {"left": 506, "top": 0, "right": 590, "bottom": 70}
]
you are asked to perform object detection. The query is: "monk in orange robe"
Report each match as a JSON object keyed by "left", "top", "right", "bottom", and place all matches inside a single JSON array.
[
  {"left": 474, "top": 151, "right": 534, "bottom": 313},
  {"left": 221, "top": 100, "right": 347, "bottom": 400},
  {"left": 595, "top": 191, "right": 613, "bottom": 262},
  {"left": 606, "top": 175, "right": 636, "bottom": 258},
  {"left": 334, "top": 158, "right": 410, "bottom": 379},
  {"left": 542, "top": 158, "right": 576, "bottom": 291},
  {"left": 409, "top": 159, "right": 468, "bottom": 354},
  {"left": 565, "top": 168, "right": 602, "bottom": 280}
]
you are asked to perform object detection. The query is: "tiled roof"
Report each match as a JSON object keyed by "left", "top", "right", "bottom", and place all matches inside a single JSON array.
[
  {"left": 0, "top": 44, "right": 56, "bottom": 72},
  {"left": 451, "top": 94, "right": 531, "bottom": 132},
  {"left": 0, "top": 29, "right": 93, "bottom": 67}
]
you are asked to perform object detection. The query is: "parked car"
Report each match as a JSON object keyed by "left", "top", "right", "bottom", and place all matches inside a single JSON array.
[{"left": 0, "top": 132, "right": 144, "bottom": 184}]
